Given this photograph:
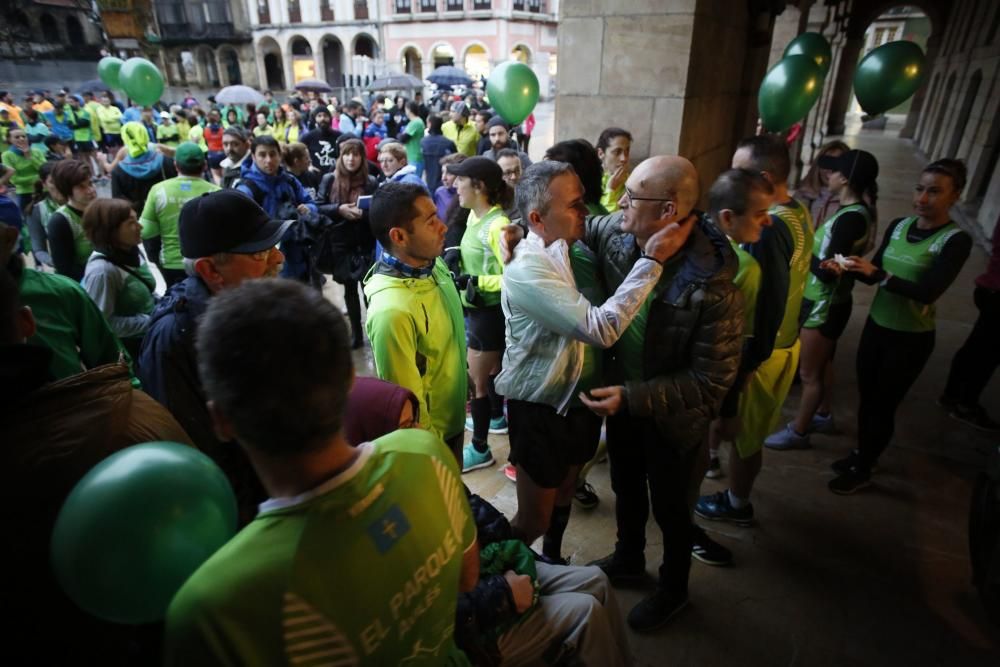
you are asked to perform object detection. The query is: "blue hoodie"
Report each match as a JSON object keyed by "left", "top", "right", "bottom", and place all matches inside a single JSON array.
[{"left": 119, "top": 149, "right": 166, "bottom": 180}]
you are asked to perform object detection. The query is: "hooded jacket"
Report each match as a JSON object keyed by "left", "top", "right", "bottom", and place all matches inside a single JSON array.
[
  {"left": 387, "top": 163, "right": 428, "bottom": 190},
  {"left": 234, "top": 158, "right": 317, "bottom": 219},
  {"left": 583, "top": 212, "right": 743, "bottom": 452},
  {"left": 112, "top": 123, "right": 176, "bottom": 212}
]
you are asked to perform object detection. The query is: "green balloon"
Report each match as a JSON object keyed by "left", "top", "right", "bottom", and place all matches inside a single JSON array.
[
  {"left": 854, "top": 40, "right": 926, "bottom": 116},
  {"left": 784, "top": 32, "right": 832, "bottom": 76},
  {"left": 119, "top": 57, "right": 165, "bottom": 107},
  {"left": 486, "top": 62, "right": 539, "bottom": 126},
  {"left": 51, "top": 442, "right": 237, "bottom": 624},
  {"left": 758, "top": 55, "right": 824, "bottom": 132},
  {"left": 97, "top": 56, "right": 124, "bottom": 90}
]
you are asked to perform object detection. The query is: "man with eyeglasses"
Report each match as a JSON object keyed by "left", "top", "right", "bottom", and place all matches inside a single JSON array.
[
  {"left": 577, "top": 156, "right": 743, "bottom": 632},
  {"left": 138, "top": 189, "right": 290, "bottom": 522}
]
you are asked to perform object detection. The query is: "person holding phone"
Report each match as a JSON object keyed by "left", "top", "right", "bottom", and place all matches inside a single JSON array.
[{"left": 317, "top": 138, "right": 378, "bottom": 347}]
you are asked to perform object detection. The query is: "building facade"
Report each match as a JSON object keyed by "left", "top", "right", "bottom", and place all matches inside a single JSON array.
[{"left": 155, "top": 0, "right": 258, "bottom": 89}]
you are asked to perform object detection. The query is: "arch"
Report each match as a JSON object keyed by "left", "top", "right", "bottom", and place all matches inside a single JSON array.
[
  {"left": 65, "top": 16, "right": 84, "bottom": 44},
  {"left": 198, "top": 46, "right": 220, "bottom": 88},
  {"left": 400, "top": 44, "right": 424, "bottom": 80},
  {"left": 218, "top": 46, "right": 243, "bottom": 86},
  {"left": 40, "top": 13, "right": 60, "bottom": 42},
  {"left": 945, "top": 69, "right": 982, "bottom": 159},
  {"left": 321, "top": 35, "right": 344, "bottom": 87},
  {"left": 928, "top": 70, "right": 957, "bottom": 157},
  {"left": 257, "top": 36, "right": 284, "bottom": 90},
  {"left": 430, "top": 41, "right": 456, "bottom": 67},
  {"left": 510, "top": 43, "right": 532, "bottom": 64},
  {"left": 973, "top": 117, "right": 1000, "bottom": 200},
  {"left": 915, "top": 71, "right": 941, "bottom": 141},
  {"left": 353, "top": 33, "right": 378, "bottom": 59},
  {"left": 289, "top": 35, "right": 312, "bottom": 56},
  {"left": 463, "top": 42, "right": 490, "bottom": 79}
]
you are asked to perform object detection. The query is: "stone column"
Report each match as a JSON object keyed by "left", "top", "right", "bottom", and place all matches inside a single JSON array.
[
  {"left": 899, "top": 33, "right": 941, "bottom": 139},
  {"left": 825, "top": 31, "right": 863, "bottom": 136}
]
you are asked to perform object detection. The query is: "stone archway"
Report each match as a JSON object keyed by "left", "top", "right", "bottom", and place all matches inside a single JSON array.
[
  {"left": 511, "top": 43, "right": 532, "bottom": 63},
  {"left": 944, "top": 69, "right": 982, "bottom": 159},
  {"left": 401, "top": 45, "right": 423, "bottom": 80},
  {"left": 321, "top": 35, "right": 344, "bottom": 87},
  {"left": 218, "top": 46, "right": 243, "bottom": 86},
  {"left": 431, "top": 42, "right": 456, "bottom": 68},
  {"left": 257, "top": 36, "right": 284, "bottom": 90},
  {"left": 288, "top": 35, "right": 315, "bottom": 86},
  {"left": 354, "top": 33, "right": 378, "bottom": 59},
  {"left": 463, "top": 43, "right": 490, "bottom": 80},
  {"left": 65, "top": 16, "right": 84, "bottom": 44},
  {"left": 198, "top": 46, "right": 220, "bottom": 88}
]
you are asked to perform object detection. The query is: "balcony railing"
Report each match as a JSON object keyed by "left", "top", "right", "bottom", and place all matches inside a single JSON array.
[
  {"left": 395, "top": 0, "right": 411, "bottom": 13},
  {"left": 419, "top": 0, "right": 436, "bottom": 12},
  {"left": 472, "top": 0, "right": 490, "bottom": 9},
  {"left": 355, "top": 1, "right": 369, "bottom": 19},
  {"left": 158, "top": 21, "right": 248, "bottom": 41},
  {"left": 289, "top": 3, "right": 301, "bottom": 22},
  {"left": 321, "top": 3, "right": 334, "bottom": 20},
  {"left": 445, "top": 0, "right": 462, "bottom": 10}
]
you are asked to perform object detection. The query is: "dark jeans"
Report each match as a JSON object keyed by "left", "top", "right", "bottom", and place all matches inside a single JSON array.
[
  {"left": 945, "top": 286, "right": 1000, "bottom": 407},
  {"left": 606, "top": 414, "right": 700, "bottom": 595},
  {"left": 856, "top": 318, "right": 935, "bottom": 471}
]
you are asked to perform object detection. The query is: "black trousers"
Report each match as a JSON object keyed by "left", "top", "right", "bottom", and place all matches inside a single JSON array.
[
  {"left": 856, "top": 318, "right": 935, "bottom": 471},
  {"left": 945, "top": 286, "right": 1000, "bottom": 407},
  {"left": 606, "top": 414, "right": 700, "bottom": 595}
]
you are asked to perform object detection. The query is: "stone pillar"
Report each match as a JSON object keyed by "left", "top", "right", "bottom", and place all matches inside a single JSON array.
[
  {"left": 899, "top": 33, "right": 941, "bottom": 139},
  {"left": 825, "top": 31, "right": 863, "bottom": 136}
]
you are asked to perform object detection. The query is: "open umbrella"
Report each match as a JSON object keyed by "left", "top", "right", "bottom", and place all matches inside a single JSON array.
[
  {"left": 74, "top": 79, "right": 110, "bottom": 94},
  {"left": 427, "top": 65, "right": 473, "bottom": 87},
  {"left": 216, "top": 85, "right": 265, "bottom": 106},
  {"left": 294, "top": 78, "right": 334, "bottom": 92},
  {"left": 368, "top": 73, "right": 425, "bottom": 91}
]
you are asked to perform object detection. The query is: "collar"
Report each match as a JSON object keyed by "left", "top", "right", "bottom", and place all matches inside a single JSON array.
[{"left": 379, "top": 251, "right": 435, "bottom": 278}]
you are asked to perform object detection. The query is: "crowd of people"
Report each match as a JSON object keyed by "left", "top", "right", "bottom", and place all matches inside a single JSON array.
[{"left": 2, "top": 81, "right": 998, "bottom": 666}]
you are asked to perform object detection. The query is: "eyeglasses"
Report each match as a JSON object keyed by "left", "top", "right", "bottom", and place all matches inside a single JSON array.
[
  {"left": 622, "top": 187, "right": 674, "bottom": 208},
  {"left": 236, "top": 249, "right": 273, "bottom": 262}
]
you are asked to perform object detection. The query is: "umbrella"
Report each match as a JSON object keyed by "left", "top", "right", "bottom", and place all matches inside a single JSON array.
[
  {"left": 427, "top": 65, "right": 473, "bottom": 87},
  {"left": 216, "top": 85, "right": 265, "bottom": 105},
  {"left": 368, "top": 73, "right": 425, "bottom": 91},
  {"left": 294, "top": 78, "right": 333, "bottom": 92},
  {"left": 74, "top": 79, "right": 110, "bottom": 94}
]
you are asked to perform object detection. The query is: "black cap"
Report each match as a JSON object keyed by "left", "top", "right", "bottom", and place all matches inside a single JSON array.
[
  {"left": 486, "top": 116, "right": 508, "bottom": 131},
  {"left": 446, "top": 156, "right": 504, "bottom": 189},
  {"left": 179, "top": 190, "right": 293, "bottom": 259},
  {"left": 817, "top": 149, "right": 879, "bottom": 190}
]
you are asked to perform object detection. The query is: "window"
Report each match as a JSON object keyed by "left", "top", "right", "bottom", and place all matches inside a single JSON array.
[
  {"left": 445, "top": 0, "right": 463, "bottom": 10},
  {"left": 420, "top": 0, "right": 436, "bottom": 12},
  {"left": 289, "top": 0, "right": 301, "bottom": 23},
  {"left": 396, "top": 0, "right": 412, "bottom": 13},
  {"left": 257, "top": 0, "right": 270, "bottom": 24},
  {"left": 354, "top": 0, "right": 369, "bottom": 19},
  {"left": 528, "top": 0, "right": 542, "bottom": 12},
  {"left": 472, "top": 0, "right": 490, "bottom": 9},
  {"left": 513, "top": 0, "right": 524, "bottom": 9},
  {"left": 321, "top": 0, "right": 334, "bottom": 20}
]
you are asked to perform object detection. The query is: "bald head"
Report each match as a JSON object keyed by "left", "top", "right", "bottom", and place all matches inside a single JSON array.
[{"left": 631, "top": 156, "right": 700, "bottom": 217}]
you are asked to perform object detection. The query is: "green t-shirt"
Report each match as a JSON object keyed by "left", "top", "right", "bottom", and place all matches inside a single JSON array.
[
  {"left": 770, "top": 199, "right": 814, "bottom": 349},
  {"left": 140, "top": 176, "right": 220, "bottom": 269},
  {"left": 803, "top": 203, "right": 872, "bottom": 329},
  {"left": 732, "top": 241, "right": 761, "bottom": 338},
  {"left": 613, "top": 256, "right": 679, "bottom": 382},
  {"left": 568, "top": 242, "right": 606, "bottom": 405},
  {"left": 458, "top": 206, "right": 508, "bottom": 308},
  {"left": 403, "top": 116, "right": 426, "bottom": 166},
  {"left": 165, "top": 430, "right": 476, "bottom": 667}
]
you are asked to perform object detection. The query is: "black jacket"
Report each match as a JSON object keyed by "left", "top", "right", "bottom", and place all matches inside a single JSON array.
[
  {"left": 584, "top": 211, "right": 743, "bottom": 452},
  {"left": 315, "top": 173, "right": 378, "bottom": 281}
]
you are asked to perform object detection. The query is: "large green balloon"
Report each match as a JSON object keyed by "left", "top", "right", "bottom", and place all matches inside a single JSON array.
[
  {"left": 51, "top": 442, "right": 237, "bottom": 624},
  {"left": 119, "top": 57, "right": 165, "bottom": 107},
  {"left": 758, "top": 55, "right": 824, "bottom": 132},
  {"left": 854, "top": 40, "right": 927, "bottom": 116},
  {"left": 486, "top": 61, "right": 539, "bottom": 126},
  {"left": 97, "top": 56, "right": 124, "bottom": 90},
  {"left": 784, "top": 32, "right": 832, "bottom": 76}
]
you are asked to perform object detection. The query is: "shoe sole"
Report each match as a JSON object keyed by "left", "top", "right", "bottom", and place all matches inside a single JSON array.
[
  {"left": 464, "top": 422, "right": 509, "bottom": 435},
  {"left": 573, "top": 498, "right": 599, "bottom": 509},
  {"left": 462, "top": 459, "right": 495, "bottom": 473},
  {"left": 628, "top": 598, "right": 689, "bottom": 633},
  {"left": 691, "top": 550, "right": 732, "bottom": 567},
  {"left": 704, "top": 470, "right": 724, "bottom": 479},
  {"left": 693, "top": 508, "right": 754, "bottom": 526},
  {"left": 829, "top": 479, "right": 871, "bottom": 495},
  {"left": 763, "top": 442, "right": 811, "bottom": 451},
  {"left": 949, "top": 411, "right": 1000, "bottom": 434}
]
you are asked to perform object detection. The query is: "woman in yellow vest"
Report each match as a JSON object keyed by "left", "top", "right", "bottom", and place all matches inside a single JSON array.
[{"left": 829, "top": 159, "right": 973, "bottom": 494}]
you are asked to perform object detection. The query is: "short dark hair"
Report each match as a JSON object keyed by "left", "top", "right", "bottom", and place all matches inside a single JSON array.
[
  {"left": 496, "top": 148, "right": 520, "bottom": 161},
  {"left": 44, "top": 135, "right": 65, "bottom": 149},
  {"left": 440, "top": 152, "right": 466, "bottom": 167},
  {"left": 596, "top": 127, "right": 632, "bottom": 152},
  {"left": 708, "top": 168, "right": 775, "bottom": 218},
  {"left": 251, "top": 135, "right": 281, "bottom": 154},
  {"left": 406, "top": 100, "right": 420, "bottom": 115},
  {"left": 923, "top": 158, "right": 967, "bottom": 193},
  {"left": 197, "top": 279, "right": 353, "bottom": 455},
  {"left": 370, "top": 182, "right": 427, "bottom": 250},
  {"left": 82, "top": 198, "right": 135, "bottom": 250},
  {"left": 475, "top": 110, "right": 493, "bottom": 124},
  {"left": 544, "top": 139, "right": 603, "bottom": 207},
  {"left": 428, "top": 114, "right": 444, "bottom": 135},
  {"left": 735, "top": 135, "right": 791, "bottom": 184},
  {"left": 50, "top": 159, "right": 91, "bottom": 199}
]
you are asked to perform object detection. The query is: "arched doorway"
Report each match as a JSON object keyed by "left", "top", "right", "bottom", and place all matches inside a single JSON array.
[
  {"left": 945, "top": 70, "right": 982, "bottom": 159},
  {"left": 402, "top": 46, "right": 423, "bottom": 80},
  {"left": 289, "top": 36, "right": 315, "bottom": 85},
  {"left": 220, "top": 47, "right": 242, "bottom": 86},
  {"left": 65, "top": 16, "right": 84, "bottom": 44},
  {"left": 354, "top": 34, "right": 377, "bottom": 59},
  {"left": 431, "top": 43, "right": 455, "bottom": 67},
  {"left": 463, "top": 44, "right": 489, "bottom": 80},
  {"left": 290, "top": 37, "right": 312, "bottom": 56},
  {"left": 511, "top": 44, "right": 531, "bottom": 63},
  {"left": 928, "top": 71, "right": 957, "bottom": 157},
  {"left": 322, "top": 36, "right": 344, "bottom": 87},
  {"left": 258, "top": 37, "right": 284, "bottom": 90},
  {"left": 40, "top": 13, "right": 59, "bottom": 42},
  {"left": 198, "top": 47, "right": 220, "bottom": 88}
]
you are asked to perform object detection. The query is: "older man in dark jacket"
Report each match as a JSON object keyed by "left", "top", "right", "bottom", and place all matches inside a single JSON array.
[{"left": 579, "top": 156, "right": 743, "bottom": 633}]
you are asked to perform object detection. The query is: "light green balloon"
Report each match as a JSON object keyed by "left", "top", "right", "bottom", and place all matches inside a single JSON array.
[
  {"left": 486, "top": 62, "right": 539, "bottom": 126},
  {"left": 97, "top": 56, "right": 124, "bottom": 90},
  {"left": 120, "top": 57, "right": 165, "bottom": 107},
  {"left": 758, "top": 55, "right": 824, "bottom": 132}
]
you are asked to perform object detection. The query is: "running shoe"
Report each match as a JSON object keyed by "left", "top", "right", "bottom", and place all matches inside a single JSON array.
[
  {"left": 828, "top": 465, "right": 871, "bottom": 495},
  {"left": 808, "top": 412, "right": 835, "bottom": 434},
  {"left": 627, "top": 588, "right": 689, "bottom": 633},
  {"left": 694, "top": 490, "right": 754, "bottom": 526},
  {"left": 764, "top": 423, "right": 811, "bottom": 450},
  {"left": 502, "top": 463, "right": 517, "bottom": 482},
  {"left": 950, "top": 404, "right": 1000, "bottom": 433},
  {"left": 832, "top": 450, "right": 879, "bottom": 476},
  {"left": 462, "top": 444, "right": 495, "bottom": 472},
  {"left": 589, "top": 552, "right": 647, "bottom": 586},
  {"left": 464, "top": 415, "right": 509, "bottom": 434},
  {"left": 704, "top": 456, "right": 723, "bottom": 479},
  {"left": 691, "top": 526, "right": 732, "bottom": 566},
  {"left": 573, "top": 481, "right": 600, "bottom": 509}
]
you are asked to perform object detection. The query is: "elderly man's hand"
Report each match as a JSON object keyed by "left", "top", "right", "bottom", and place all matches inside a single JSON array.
[
  {"left": 643, "top": 213, "right": 697, "bottom": 264},
  {"left": 500, "top": 223, "right": 525, "bottom": 264},
  {"left": 579, "top": 386, "right": 626, "bottom": 417}
]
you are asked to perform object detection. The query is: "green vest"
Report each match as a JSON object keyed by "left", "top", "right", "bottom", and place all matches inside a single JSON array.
[
  {"left": 72, "top": 108, "right": 93, "bottom": 142},
  {"left": 459, "top": 206, "right": 505, "bottom": 308},
  {"left": 771, "top": 200, "right": 814, "bottom": 349},
  {"left": 55, "top": 204, "right": 93, "bottom": 269},
  {"left": 732, "top": 240, "right": 761, "bottom": 337},
  {"left": 117, "top": 261, "right": 157, "bottom": 321},
  {"left": 869, "top": 216, "right": 961, "bottom": 333},
  {"left": 802, "top": 203, "right": 872, "bottom": 328}
]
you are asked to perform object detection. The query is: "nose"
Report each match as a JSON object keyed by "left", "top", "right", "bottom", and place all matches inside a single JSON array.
[{"left": 617, "top": 191, "right": 629, "bottom": 209}]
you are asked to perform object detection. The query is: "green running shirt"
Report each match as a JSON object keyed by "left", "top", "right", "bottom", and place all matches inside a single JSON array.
[
  {"left": 140, "top": 176, "right": 220, "bottom": 269},
  {"left": 732, "top": 241, "right": 761, "bottom": 338},
  {"left": 802, "top": 203, "right": 872, "bottom": 328},
  {"left": 458, "top": 206, "right": 508, "bottom": 308}
]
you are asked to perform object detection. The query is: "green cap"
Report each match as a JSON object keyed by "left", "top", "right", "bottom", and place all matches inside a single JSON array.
[{"left": 174, "top": 141, "right": 205, "bottom": 170}]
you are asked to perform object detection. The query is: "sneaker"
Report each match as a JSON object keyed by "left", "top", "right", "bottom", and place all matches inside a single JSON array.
[
  {"left": 704, "top": 456, "right": 723, "bottom": 479},
  {"left": 691, "top": 527, "right": 732, "bottom": 566},
  {"left": 502, "top": 463, "right": 517, "bottom": 482},
  {"left": 589, "top": 552, "right": 647, "bottom": 587},
  {"left": 626, "top": 587, "right": 689, "bottom": 632},
  {"left": 832, "top": 451, "right": 879, "bottom": 476},
  {"left": 764, "top": 423, "right": 811, "bottom": 450},
  {"left": 828, "top": 465, "right": 871, "bottom": 495},
  {"left": 950, "top": 404, "right": 1000, "bottom": 433},
  {"left": 573, "top": 481, "right": 600, "bottom": 509},
  {"left": 694, "top": 491, "right": 754, "bottom": 526},
  {"left": 464, "top": 415, "right": 509, "bottom": 434},
  {"left": 809, "top": 412, "right": 835, "bottom": 434},
  {"left": 462, "top": 444, "right": 495, "bottom": 472}
]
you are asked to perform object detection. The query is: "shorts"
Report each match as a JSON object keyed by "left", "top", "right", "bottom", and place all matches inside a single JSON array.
[
  {"left": 801, "top": 297, "right": 852, "bottom": 340},
  {"left": 733, "top": 339, "right": 800, "bottom": 459},
  {"left": 507, "top": 400, "right": 602, "bottom": 488},
  {"left": 207, "top": 150, "right": 225, "bottom": 169},
  {"left": 466, "top": 304, "right": 505, "bottom": 352},
  {"left": 103, "top": 133, "right": 122, "bottom": 150}
]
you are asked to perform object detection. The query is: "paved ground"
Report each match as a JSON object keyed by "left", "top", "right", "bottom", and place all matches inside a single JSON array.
[{"left": 339, "top": 108, "right": 1000, "bottom": 665}]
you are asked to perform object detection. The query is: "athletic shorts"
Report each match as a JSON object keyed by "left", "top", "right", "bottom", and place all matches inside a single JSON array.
[
  {"left": 801, "top": 298, "right": 852, "bottom": 340},
  {"left": 733, "top": 339, "right": 800, "bottom": 459},
  {"left": 207, "top": 150, "right": 226, "bottom": 169},
  {"left": 466, "top": 304, "right": 505, "bottom": 352},
  {"left": 507, "top": 400, "right": 602, "bottom": 488}
]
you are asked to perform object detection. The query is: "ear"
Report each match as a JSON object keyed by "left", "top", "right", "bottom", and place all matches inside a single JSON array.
[
  {"left": 596, "top": 147, "right": 605, "bottom": 160},
  {"left": 16, "top": 305, "right": 36, "bottom": 341},
  {"left": 193, "top": 257, "right": 225, "bottom": 292},
  {"left": 717, "top": 209, "right": 734, "bottom": 233},
  {"left": 207, "top": 400, "right": 236, "bottom": 443},
  {"left": 387, "top": 226, "right": 407, "bottom": 248},
  {"left": 759, "top": 170, "right": 774, "bottom": 185},
  {"left": 527, "top": 209, "right": 544, "bottom": 231}
]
